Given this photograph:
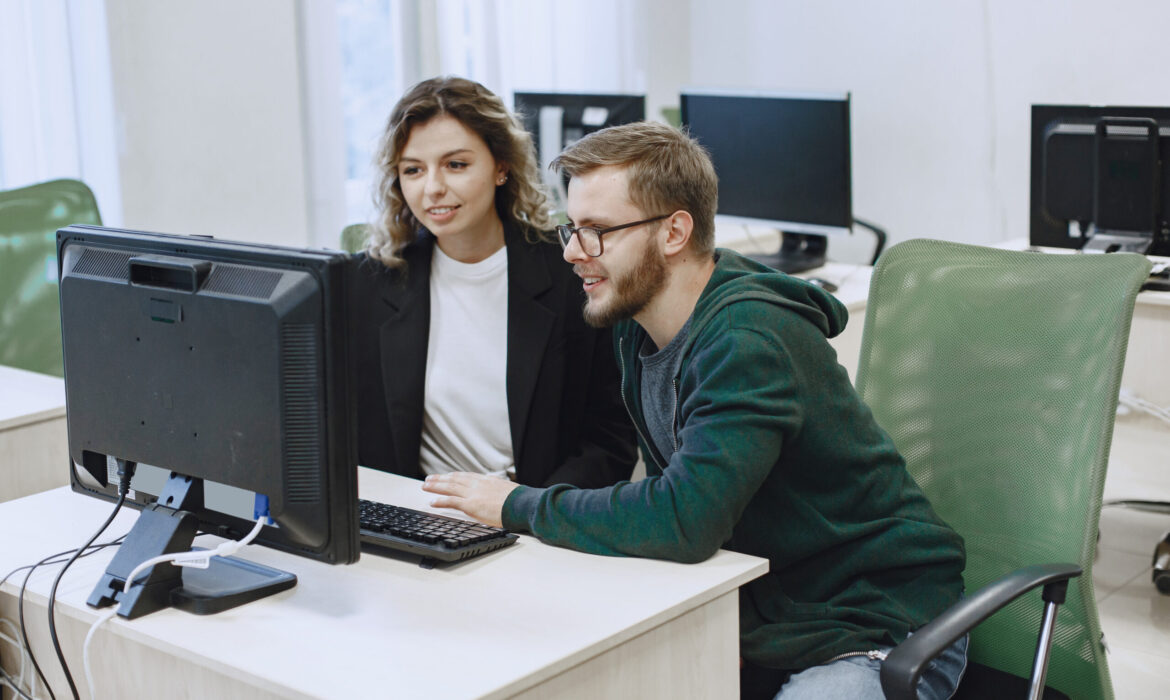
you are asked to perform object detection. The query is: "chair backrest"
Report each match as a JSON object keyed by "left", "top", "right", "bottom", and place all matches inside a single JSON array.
[
  {"left": 340, "top": 223, "right": 369, "bottom": 254},
  {"left": 854, "top": 240, "right": 1150, "bottom": 700},
  {"left": 0, "top": 178, "right": 102, "bottom": 376}
]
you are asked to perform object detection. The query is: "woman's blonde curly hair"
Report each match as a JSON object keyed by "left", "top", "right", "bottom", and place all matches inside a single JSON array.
[{"left": 367, "top": 76, "right": 553, "bottom": 268}]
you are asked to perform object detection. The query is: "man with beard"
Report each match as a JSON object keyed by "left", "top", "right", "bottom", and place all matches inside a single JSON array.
[{"left": 423, "top": 121, "right": 968, "bottom": 699}]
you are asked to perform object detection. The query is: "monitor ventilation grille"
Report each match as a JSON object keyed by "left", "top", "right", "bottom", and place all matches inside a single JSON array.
[
  {"left": 72, "top": 248, "right": 133, "bottom": 280},
  {"left": 281, "top": 323, "right": 321, "bottom": 503},
  {"left": 203, "top": 265, "right": 281, "bottom": 299}
]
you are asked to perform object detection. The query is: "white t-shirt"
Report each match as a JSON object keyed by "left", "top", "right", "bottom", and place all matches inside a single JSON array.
[{"left": 418, "top": 244, "right": 515, "bottom": 479}]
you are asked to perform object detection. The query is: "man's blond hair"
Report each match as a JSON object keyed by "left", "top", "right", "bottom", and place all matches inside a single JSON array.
[{"left": 552, "top": 121, "right": 718, "bottom": 254}]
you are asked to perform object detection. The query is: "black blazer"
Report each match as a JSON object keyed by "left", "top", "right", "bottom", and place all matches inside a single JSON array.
[{"left": 347, "top": 227, "right": 637, "bottom": 488}]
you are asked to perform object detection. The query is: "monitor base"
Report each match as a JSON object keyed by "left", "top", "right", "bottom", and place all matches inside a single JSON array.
[
  {"left": 87, "top": 472, "right": 295, "bottom": 619},
  {"left": 1082, "top": 231, "right": 1154, "bottom": 255},
  {"left": 747, "top": 232, "right": 827, "bottom": 274},
  {"left": 172, "top": 550, "right": 296, "bottom": 615}
]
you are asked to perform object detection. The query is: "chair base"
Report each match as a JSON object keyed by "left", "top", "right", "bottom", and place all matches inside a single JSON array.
[
  {"left": 1154, "top": 532, "right": 1170, "bottom": 595},
  {"left": 955, "top": 663, "right": 1070, "bottom": 700},
  {"left": 740, "top": 660, "right": 788, "bottom": 699}
]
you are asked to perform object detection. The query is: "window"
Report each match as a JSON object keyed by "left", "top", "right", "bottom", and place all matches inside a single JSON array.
[
  {"left": 0, "top": 0, "right": 121, "bottom": 222},
  {"left": 331, "top": 0, "right": 643, "bottom": 230},
  {"left": 336, "top": 0, "right": 412, "bottom": 226}
]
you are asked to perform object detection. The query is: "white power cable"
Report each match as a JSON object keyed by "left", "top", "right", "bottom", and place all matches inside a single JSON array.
[
  {"left": 0, "top": 622, "right": 35, "bottom": 699},
  {"left": 0, "top": 677, "right": 38, "bottom": 700},
  {"left": 121, "top": 515, "right": 268, "bottom": 588},
  {"left": 82, "top": 608, "right": 117, "bottom": 699},
  {"left": 1118, "top": 387, "right": 1170, "bottom": 426},
  {"left": 81, "top": 515, "right": 269, "bottom": 700},
  {"left": 0, "top": 619, "right": 27, "bottom": 681}
]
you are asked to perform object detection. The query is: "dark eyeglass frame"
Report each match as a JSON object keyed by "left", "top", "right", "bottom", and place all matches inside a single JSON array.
[{"left": 556, "top": 214, "right": 671, "bottom": 257}]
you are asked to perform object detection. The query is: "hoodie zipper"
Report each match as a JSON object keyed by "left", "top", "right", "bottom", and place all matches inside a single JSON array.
[
  {"left": 670, "top": 378, "right": 680, "bottom": 454},
  {"left": 822, "top": 649, "right": 889, "bottom": 664},
  {"left": 619, "top": 337, "right": 666, "bottom": 471}
]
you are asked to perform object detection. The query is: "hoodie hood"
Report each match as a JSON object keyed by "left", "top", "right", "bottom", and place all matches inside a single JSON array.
[{"left": 691, "top": 249, "right": 848, "bottom": 341}]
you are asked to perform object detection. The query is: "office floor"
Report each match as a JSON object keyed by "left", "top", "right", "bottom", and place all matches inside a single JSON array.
[{"left": 1095, "top": 415, "right": 1170, "bottom": 699}]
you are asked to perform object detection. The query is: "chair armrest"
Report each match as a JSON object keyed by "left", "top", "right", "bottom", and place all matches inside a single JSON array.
[{"left": 880, "top": 562, "right": 1082, "bottom": 700}]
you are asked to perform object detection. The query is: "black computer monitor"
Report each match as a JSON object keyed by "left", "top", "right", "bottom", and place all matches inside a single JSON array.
[
  {"left": 57, "top": 224, "right": 358, "bottom": 619},
  {"left": 513, "top": 91, "right": 645, "bottom": 208},
  {"left": 681, "top": 89, "right": 854, "bottom": 273},
  {"left": 1030, "top": 104, "right": 1170, "bottom": 257}
]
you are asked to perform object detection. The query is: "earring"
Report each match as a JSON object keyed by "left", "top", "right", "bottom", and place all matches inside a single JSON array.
[{"left": 497, "top": 175, "right": 508, "bottom": 185}]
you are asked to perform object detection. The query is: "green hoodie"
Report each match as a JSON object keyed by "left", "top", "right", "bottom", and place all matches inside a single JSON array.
[{"left": 502, "top": 249, "right": 965, "bottom": 671}]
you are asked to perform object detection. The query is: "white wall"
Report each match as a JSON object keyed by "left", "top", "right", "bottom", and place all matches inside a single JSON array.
[
  {"left": 689, "top": 0, "right": 1170, "bottom": 250},
  {"left": 103, "top": 0, "right": 313, "bottom": 246},
  {"left": 98, "top": 0, "right": 1170, "bottom": 254},
  {"left": 639, "top": 0, "right": 691, "bottom": 126},
  {"left": 97, "top": 0, "right": 686, "bottom": 253}
]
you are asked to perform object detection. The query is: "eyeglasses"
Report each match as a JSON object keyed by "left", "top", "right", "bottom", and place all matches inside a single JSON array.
[{"left": 556, "top": 214, "right": 671, "bottom": 257}]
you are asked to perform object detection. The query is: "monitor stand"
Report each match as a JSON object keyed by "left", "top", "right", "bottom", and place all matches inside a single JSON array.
[
  {"left": 747, "top": 232, "right": 827, "bottom": 274},
  {"left": 87, "top": 470, "right": 296, "bottom": 620},
  {"left": 1082, "top": 230, "right": 1154, "bottom": 255}
]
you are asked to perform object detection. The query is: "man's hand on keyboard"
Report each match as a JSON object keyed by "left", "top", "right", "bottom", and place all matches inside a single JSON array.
[{"left": 422, "top": 472, "right": 519, "bottom": 528}]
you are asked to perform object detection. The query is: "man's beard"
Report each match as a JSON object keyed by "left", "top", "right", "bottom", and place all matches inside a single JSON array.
[{"left": 582, "top": 235, "right": 667, "bottom": 328}]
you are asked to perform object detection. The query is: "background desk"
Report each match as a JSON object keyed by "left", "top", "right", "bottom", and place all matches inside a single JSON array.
[
  {"left": 0, "top": 365, "right": 67, "bottom": 503},
  {"left": 0, "top": 469, "right": 767, "bottom": 699}
]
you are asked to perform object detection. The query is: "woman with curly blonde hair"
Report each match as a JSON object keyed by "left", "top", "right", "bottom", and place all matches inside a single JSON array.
[{"left": 348, "top": 76, "right": 636, "bottom": 490}]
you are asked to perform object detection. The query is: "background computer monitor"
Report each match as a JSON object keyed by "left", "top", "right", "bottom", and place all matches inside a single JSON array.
[
  {"left": 1030, "top": 104, "right": 1170, "bottom": 257},
  {"left": 513, "top": 91, "right": 645, "bottom": 210},
  {"left": 57, "top": 224, "right": 359, "bottom": 618},
  {"left": 681, "top": 89, "right": 853, "bottom": 273}
]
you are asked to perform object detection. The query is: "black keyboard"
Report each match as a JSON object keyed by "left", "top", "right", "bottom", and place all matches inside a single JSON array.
[{"left": 358, "top": 499, "right": 518, "bottom": 567}]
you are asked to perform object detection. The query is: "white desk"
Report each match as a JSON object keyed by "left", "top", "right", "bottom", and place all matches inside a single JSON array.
[
  {"left": 0, "top": 469, "right": 767, "bottom": 699},
  {"left": 0, "top": 365, "right": 67, "bottom": 502}
]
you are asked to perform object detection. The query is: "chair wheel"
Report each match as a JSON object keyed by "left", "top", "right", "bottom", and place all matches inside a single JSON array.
[{"left": 1154, "top": 535, "right": 1170, "bottom": 595}]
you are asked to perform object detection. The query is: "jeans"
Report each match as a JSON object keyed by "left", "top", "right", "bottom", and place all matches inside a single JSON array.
[{"left": 774, "top": 633, "right": 968, "bottom": 700}]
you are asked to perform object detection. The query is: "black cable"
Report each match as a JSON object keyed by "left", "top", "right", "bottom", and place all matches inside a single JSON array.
[
  {"left": 10, "top": 536, "right": 129, "bottom": 700},
  {"left": 18, "top": 555, "right": 59, "bottom": 700},
  {"left": 47, "top": 493, "right": 126, "bottom": 700},
  {"left": 0, "top": 537, "right": 125, "bottom": 591},
  {"left": 47, "top": 461, "right": 136, "bottom": 700},
  {"left": 1, "top": 607, "right": 37, "bottom": 700}
]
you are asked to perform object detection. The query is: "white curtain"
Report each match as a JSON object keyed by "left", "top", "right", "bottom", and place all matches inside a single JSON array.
[
  {"left": 328, "top": 0, "right": 645, "bottom": 227},
  {"left": 430, "top": 0, "right": 643, "bottom": 102},
  {"left": 0, "top": 0, "right": 121, "bottom": 223}
]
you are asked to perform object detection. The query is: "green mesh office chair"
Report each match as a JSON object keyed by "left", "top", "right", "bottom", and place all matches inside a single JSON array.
[
  {"left": 0, "top": 178, "right": 102, "bottom": 376},
  {"left": 855, "top": 240, "right": 1151, "bottom": 700},
  {"left": 340, "top": 223, "right": 370, "bottom": 254}
]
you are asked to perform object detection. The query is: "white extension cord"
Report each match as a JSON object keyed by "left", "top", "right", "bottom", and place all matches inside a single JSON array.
[{"left": 82, "top": 515, "right": 269, "bottom": 700}]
